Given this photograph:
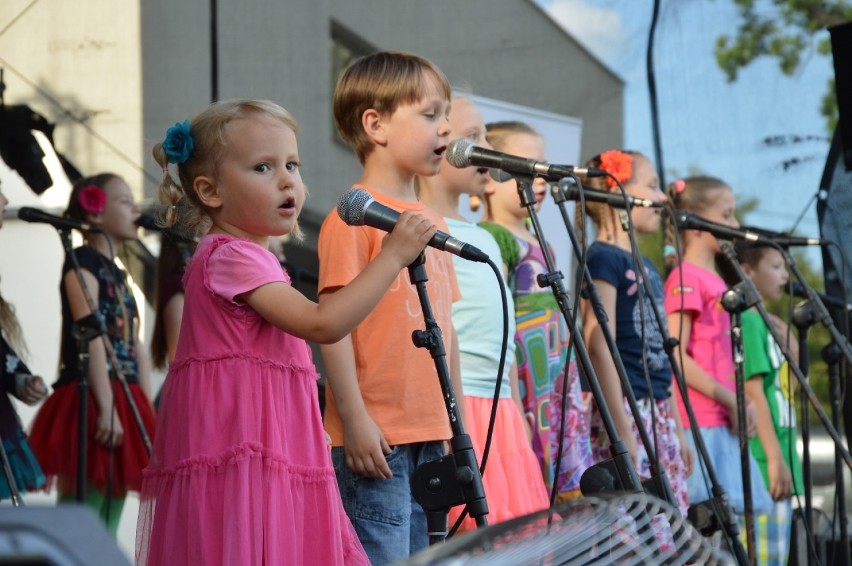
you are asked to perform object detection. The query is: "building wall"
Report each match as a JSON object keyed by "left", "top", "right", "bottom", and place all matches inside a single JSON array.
[{"left": 139, "top": 0, "right": 623, "bottom": 225}]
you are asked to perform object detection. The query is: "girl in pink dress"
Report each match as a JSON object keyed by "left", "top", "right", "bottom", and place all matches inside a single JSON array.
[{"left": 135, "top": 100, "right": 436, "bottom": 565}]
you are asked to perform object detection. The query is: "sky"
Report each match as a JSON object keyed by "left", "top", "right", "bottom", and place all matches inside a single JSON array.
[{"left": 534, "top": 0, "right": 837, "bottom": 269}]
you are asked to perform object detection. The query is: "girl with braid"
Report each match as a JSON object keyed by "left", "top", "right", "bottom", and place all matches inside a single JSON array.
[{"left": 577, "top": 150, "right": 691, "bottom": 517}]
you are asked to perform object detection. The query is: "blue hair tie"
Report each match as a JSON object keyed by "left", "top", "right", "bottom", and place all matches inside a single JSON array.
[{"left": 163, "top": 120, "right": 195, "bottom": 164}]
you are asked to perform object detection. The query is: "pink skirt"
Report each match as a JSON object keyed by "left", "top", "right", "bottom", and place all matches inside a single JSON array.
[
  {"left": 135, "top": 357, "right": 367, "bottom": 566},
  {"left": 449, "top": 396, "right": 549, "bottom": 532}
]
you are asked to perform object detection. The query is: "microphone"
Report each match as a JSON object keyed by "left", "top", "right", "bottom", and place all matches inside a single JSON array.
[
  {"left": 18, "top": 207, "right": 101, "bottom": 233},
  {"left": 136, "top": 213, "right": 196, "bottom": 243},
  {"left": 135, "top": 213, "right": 162, "bottom": 232},
  {"left": 673, "top": 211, "right": 763, "bottom": 242},
  {"left": 336, "top": 189, "right": 490, "bottom": 263},
  {"left": 554, "top": 178, "right": 663, "bottom": 209},
  {"left": 739, "top": 224, "right": 826, "bottom": 247},
  {"left": 787, "top": 281, "right": 852, "bottom": 311},
  {"left": 446, "top": 139, "right": 606, "bottom": 181}
]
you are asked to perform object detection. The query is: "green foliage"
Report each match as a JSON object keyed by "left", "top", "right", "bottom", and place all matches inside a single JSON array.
[{"left": 714, "top": 0, "right": 852, "bottom": 133}]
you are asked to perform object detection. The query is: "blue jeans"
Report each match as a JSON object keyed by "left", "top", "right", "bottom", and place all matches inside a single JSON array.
[
  {"left": 332, "top": 441, "right": 446, "bottom": 566},
  {"left": 684, "top": 425, "right": 773, "bottom": 515}
]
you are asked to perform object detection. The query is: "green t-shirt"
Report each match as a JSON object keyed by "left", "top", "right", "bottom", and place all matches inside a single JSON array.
[{"left": 742, "top": 309, "right": 804, "bottom": 495}]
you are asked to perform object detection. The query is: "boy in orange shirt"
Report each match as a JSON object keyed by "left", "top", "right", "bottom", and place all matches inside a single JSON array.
[{"left": 318, "top": 51, "right": 463, "bottom": 565}]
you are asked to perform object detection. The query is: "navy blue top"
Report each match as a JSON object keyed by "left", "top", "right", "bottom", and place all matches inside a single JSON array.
[
  {"left": 56, "top": 246, "right": 139, "bottom": 387},
  {"left": 585, "top": 241, "right": 671, "bottom": 399}
]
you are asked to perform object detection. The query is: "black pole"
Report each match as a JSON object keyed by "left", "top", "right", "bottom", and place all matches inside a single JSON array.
[
  {"left": 721, "top": 282, "right": 762, "bottom": 564},
  {"left": 407, "top": 253, "right": 489, "bottom": 542}
]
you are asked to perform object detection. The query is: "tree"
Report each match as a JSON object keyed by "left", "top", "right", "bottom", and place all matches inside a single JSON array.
[{"left": 714, "top": 0, "right": 852, "bottom": 133}]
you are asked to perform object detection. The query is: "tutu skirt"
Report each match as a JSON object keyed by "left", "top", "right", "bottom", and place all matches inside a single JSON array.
[
  {"left": 449, "top": 396, "right": 549, "bottom": 531},
  {"left": 28, "top": 381, "right": 156, "bottom": 497},
  {"left": 136, "top": 357, "right": 368, "bottom": 566}
]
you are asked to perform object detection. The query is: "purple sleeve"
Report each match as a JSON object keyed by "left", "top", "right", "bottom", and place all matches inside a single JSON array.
[
  {"left": 207, "top": 240, "right": 289, "bottom": 302},
  {"left": 663, "top": 264, "right": 703, "bottom": 316}
]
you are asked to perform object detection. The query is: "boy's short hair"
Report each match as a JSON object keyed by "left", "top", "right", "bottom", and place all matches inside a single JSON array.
[
  {"left": 735, "top": 240, "right": 774, "bottom": 268},
  {"left": 333, "top": 51, "right": 451, "bottom": 164}
]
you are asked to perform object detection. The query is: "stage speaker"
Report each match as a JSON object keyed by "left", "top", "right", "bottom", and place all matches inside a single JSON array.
[
  {"left": 830, "top": 20, "right": 852, "bottom": 170},
  {"left": 0, "top": 505, "right": 130, "bottom": 565}
]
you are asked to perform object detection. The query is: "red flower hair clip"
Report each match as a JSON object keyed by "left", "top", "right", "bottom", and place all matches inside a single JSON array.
[
  {"left": 599, "top": 150, "right": 633, "bottom": 189},
  {"left": 78, "top": 185, "right": 107, "bottom": 215}
]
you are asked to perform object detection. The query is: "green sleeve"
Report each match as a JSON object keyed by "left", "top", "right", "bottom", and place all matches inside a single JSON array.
[
  {"left": 477, "top": 221, "right": 519, "bottom": 273},
  {"left": 741, "top": 310, "right": 772, "bottom": 381}
]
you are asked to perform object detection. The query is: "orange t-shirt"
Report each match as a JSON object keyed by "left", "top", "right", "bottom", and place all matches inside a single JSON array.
[{"left": 318, "top": 186, "right": 460, "bottom": 446}]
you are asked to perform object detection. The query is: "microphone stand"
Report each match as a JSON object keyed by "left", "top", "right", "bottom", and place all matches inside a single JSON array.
[
  {"left": 779, "top": 247, "right": 852, "bottom": 463},
  {"left": 550, "top": 180, "right": 677, "bottom": 510},
  {"left": 59, "top": 230, "right": 107, "bottom": 502},
  {"left": 59, "top": 229, "right": 154, "bottom": 501},
  {"left": 720, "top": 280, "right": 762, "bottom": 565},
  {"left": 790, "top": 297, "right": 816, "bottom": 563},
  {"left": 719, "top": 243, "right": 852, "bottom": 559},
  {"left": 560, "top": 181, "right": 746, "bottom": 563},
  {"left": 507, "top": 175, "right": 672, "bottom": 560},
  {"left": 822, "top": 341, "right": 851, "bottom": 566},
  {"left": 407, "top": 252, "right": 489, "bottom": 543}
]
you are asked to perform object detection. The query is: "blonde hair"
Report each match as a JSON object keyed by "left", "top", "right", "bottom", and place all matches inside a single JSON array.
[
  {"left": 333, "top": 51, "right": 451, "bottom": 164},
  {"left": 0, "top": 287, "right": 27, "bottom": 361},
  {"left": 575, "top": 150, "right": 643, "bottom": 236},
  {"left": 664, "top": 175, "right": 732, "bottom": 259},
  {"left": 481, "top": 121, "right": 541, "bottom": 220},
  {"left": 153, "top": 99, "right": 301, "bottom": 238}
]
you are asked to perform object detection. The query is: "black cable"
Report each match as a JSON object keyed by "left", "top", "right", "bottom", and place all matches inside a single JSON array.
[{"left": 447, "top": 256, "right": 510, "bottom": 537}]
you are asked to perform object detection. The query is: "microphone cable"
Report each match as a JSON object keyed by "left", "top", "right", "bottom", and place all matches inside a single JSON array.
[{"left": 447, "top": 256, "right": 511, "bottom": 537}]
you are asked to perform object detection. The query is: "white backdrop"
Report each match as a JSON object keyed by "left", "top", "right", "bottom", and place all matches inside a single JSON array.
[{"left": 462, "top": 92, "right": 583, "bottom": 287}]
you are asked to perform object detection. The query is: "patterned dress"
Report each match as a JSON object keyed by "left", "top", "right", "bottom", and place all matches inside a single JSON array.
[
  {"left": 0, "top": 336, "right": 46, "bottom": 498},
  {"left": 480, "top": 222, "right": 593, "bottom": 500}
]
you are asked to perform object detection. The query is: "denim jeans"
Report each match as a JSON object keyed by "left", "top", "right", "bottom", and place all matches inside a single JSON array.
[{"left": 332, "top": 441, "right": 446, "bottom": 566}]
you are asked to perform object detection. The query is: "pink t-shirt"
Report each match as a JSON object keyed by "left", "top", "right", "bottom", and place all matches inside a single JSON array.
[{"left": 664, "top": 261, "right": 734, "bottom": 428}]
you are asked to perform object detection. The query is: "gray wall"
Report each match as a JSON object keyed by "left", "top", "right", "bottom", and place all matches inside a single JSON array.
[{"left": 141, "top": 0, "right": 623, "bottom": 240}]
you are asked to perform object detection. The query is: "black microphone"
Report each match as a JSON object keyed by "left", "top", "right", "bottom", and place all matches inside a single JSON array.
[
  {"left": 17, "top": 207, "right": 101, "bottom": 233},
  {"left": 739, "top": 224, "right": 827, "bottom": 247},
  {"left": 336, "top": 189, "right": 490, "bottom": 263},
  {"left": 136, "top": 213, "right": 196, "bottom": 243},
  {"left": 673, "top": 211, "right": 763, "bottom": 242},
  {"left": 554, "top": 178, "right": 663, "bottom": 209},
  {"left": 446, "top": 138, "right": 607, "bottom": 181},
  {"left": 787, "top": 281, "right": 852, "bottom": 311},
  {"left": 135, "top": 213, "right": 162, "bottom": 232}
]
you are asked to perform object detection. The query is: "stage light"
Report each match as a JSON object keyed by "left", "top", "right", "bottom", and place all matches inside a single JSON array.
[{"left": 0, "top": 104, "right": 55, "bottom": 194}]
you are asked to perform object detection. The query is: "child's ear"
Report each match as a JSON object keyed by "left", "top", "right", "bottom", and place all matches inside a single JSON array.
[
  {"left": 741, "top": 263, "right": 754, "bottom": 279},
  {"left": 361, "top": 109, "right": 388, "bottom": 147},
  {"left": 84, "top": 211, "right": 103, "bottom": 226},
  {"left": 193, "top": 176, "right": 222, "bottom": 209}
]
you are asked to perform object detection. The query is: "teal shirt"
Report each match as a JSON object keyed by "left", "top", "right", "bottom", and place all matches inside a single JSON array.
[
  {"left": 742, "top": 309, "right": 804, "bottom": 495},
  {"left": 445, "top": 218, "right": 515, "bottom": 399}
]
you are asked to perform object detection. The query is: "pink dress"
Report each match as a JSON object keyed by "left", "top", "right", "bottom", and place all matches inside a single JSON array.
[{"left": 136, "top": 234, "right": 367, "bottom": 565}]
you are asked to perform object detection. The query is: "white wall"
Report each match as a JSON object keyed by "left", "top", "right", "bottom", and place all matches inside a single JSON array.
[{"left": 462, "top": 93, "right": 582, "bottom": 287}]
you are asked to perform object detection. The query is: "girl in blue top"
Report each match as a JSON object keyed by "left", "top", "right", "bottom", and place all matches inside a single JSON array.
[{"left": 578, "top": 149, "right": 692, "bottom": 515}]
